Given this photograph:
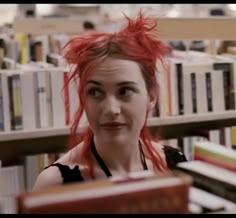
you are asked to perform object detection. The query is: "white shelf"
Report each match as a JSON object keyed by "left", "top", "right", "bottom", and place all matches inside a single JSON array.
[
  {"left": 0, "top": 126, "right": 69, "bottom": 141},
  {"left": 147, "top": 110, "right": 236, "bottom": 127},
  {"left": 0, "top": 111, "right": 236, "bottom": 162},
  {"left": 1, "top": 110, "right": 236, "bottom": 142}
]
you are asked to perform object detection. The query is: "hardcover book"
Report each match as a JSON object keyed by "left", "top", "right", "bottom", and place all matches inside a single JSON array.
[{"left": 17, "top": 171, "right": 191, "bottom": 214}]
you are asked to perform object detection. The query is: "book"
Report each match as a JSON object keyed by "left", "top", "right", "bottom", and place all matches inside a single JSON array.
[
  {"left": 177, "top": 160, "right": 236, "bottom": 203},
  {"left": 49, "top": 69, "right": 66, "bottom": 128},
  {"left": 0, "top": 165, "right": 25, "bottom": 214},
  {"left": 17, "top": 171, "right": 191, "bottom": 214},
  {"left": 20, "top": 70, "right": 40, "bottom": 130},
  {"left": 231, "top": 126, "right": 236, "bottom": 149},
  {"left": 193, "top": 140, "right": 236, "bottom": 172},
  {"left": 213, "top": 63, "right": 232, "bottom": 110},
  {"left": 0, "top": 71, "right": 11, "bottom": 131},
  {"left": 189, "top": 186, "right": 236, "bottom": 213}
]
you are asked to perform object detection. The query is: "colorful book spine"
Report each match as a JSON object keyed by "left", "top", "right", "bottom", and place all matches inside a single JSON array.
[{"left": 193, "top": 141, "right": 236, "bottom": 172}]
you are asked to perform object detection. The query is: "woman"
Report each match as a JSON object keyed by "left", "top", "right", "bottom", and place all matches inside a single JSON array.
[{"left": 33, "top": 11, "right": 187, "bottom": 191}]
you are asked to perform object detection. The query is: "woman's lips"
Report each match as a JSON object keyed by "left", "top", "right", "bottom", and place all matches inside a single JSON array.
[{"left": 101, "top": 122, "right": 126, "bottom": 130}]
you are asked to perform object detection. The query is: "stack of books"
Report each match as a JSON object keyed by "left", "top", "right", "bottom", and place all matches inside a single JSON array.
[{"left": 177, "top": 140, "right": 236, "bottom": 213}]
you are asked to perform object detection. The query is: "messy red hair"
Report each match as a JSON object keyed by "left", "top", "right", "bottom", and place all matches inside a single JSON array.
[{"left": 63, "top": 11, "right": 171, "bottom": 179}]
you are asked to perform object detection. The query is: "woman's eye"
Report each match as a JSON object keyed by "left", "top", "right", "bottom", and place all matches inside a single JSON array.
[
  {"left": 87, "top": 88, "right": 104, "bottom": 98},
  {"left": 118, "top": 87, "right": 134, "bottom": 97}
]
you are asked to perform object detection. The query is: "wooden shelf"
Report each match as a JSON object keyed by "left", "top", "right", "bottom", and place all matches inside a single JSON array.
[
  {"left": 1, "top": 111, "right": 236, "bottom": 162},
  {"left": 13, "top": 17, "right": 236, "bottom": 40}
]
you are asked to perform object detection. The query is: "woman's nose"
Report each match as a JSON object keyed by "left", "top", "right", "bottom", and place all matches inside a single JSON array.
[{"left": 103, "top": 96, "right": 121, "bottom": 117}]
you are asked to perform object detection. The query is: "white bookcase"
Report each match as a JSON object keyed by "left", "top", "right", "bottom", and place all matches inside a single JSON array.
[{"left": 1, "top": 16, "right": 236, "bottom": 163}]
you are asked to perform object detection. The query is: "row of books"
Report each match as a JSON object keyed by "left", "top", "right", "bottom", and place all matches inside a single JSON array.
[
  {"left": 0, "top": 62, "right": 89, "bottom": 132},
  {"left": 15, "top": 140, "right": 236, "bottom": 214},
  {"left": 156, "top": 50, "right": 236, "bottom": 118},
  {"left": 177, "top": 141, "right": 236, "bottom": 213},
  {"left": 0, "top": 32, "right": 70, "bottom": 65},
  {"left": 0, "top": 151, "right": 64, "bottom": 214},
  {"left": 162, "top": 125, "right": 236, "bottom": 161}
]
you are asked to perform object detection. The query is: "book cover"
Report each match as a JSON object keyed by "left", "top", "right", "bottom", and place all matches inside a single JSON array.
[{"left": 17, "top": 171, "right": 191, "bottom": 214}]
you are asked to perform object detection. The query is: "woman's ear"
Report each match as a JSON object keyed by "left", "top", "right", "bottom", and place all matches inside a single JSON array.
[{"left": 148, "top": 91, "right": 157, "bottom": 112}]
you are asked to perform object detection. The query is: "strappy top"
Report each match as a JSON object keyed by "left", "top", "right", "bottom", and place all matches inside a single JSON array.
[{"left": 45, "top": 142, "right": 187, "bottom": 184}]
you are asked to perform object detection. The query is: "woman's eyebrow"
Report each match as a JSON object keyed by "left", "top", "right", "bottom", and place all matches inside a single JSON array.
[
  {"left": 117, "top": 81, "right": 138, "bottom": 86},
  {"left": 86, "top": 81, "right": 138, "bottom": 86},
  {"left": 86, "top": 80, "right": 102, "bottom": 86}
]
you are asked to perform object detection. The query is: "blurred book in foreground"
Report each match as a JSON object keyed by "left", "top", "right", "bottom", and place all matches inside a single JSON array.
[
  {"left": 193, "top": 140, "right": 236, "bottom": 172},
  {"left": 177, "top": 160, "right": 236, "bottom": 204},
  {"left": 17, "top": 170, "right": 191, "bottom": 214}
]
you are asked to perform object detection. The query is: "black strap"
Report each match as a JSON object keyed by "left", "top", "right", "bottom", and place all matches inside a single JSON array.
[
  {"left": 91, "top": 139, "right": 112, "bottom": 177},
  {"left": 139, "top": 142, "right": 148, "bottom": 170},
  {"left": 91, "top": 138, "right": 148, "bottom": 177},
  {"left": 45, "top": 163, "right": 84, "bottom": 183}
]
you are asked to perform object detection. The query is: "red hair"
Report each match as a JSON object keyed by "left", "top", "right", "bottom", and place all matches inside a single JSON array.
[{"left": 63, "top": 11, "right": 171, "bottom": 179}]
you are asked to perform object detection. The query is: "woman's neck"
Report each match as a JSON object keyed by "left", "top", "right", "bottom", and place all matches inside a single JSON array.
[{"left": 93, "top": 137, "right": 142, "bottom": 174}]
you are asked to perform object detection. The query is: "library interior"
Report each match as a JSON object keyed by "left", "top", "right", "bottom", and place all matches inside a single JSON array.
[{"left": 1, "top": 3, "right": 236, "bottom": 214}]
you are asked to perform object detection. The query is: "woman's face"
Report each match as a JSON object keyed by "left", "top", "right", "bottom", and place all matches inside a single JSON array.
[{"left": 84, "top": 57, "right": 155, "bottom": 145}]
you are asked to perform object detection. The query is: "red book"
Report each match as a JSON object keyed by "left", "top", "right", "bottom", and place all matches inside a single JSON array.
[{"left": 17, "top": 171, "right": 191, "bottom": 214}]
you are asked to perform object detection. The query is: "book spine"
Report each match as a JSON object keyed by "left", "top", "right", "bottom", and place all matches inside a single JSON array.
[
  {"left": 7, "top": 75, "right": 15, "bottom": 130},
  {"left": 37, "top": 71, "right": 48, "bottom": 128},
  {"left": 45, "top": 71, "right": 53, "bottom": 128},
  {"left": 194, "top": 143, "right": 236, "bottom": 171},
  {"left": 50, "top": 70, "right": 66, "bottom": 128},
  {"left": 205, "top": 72, "right": 213, "bottom": 112},
  {"left": 182, "top": 68, "right": 193, "bottom": 115},
  {"left": 169, "top": 60, "right": 179, "bottom": 116},
  {"left": 0, "top": 75, "right": 3, "bottom": 130},
  {"left": 177, "top": 167, "right": 236, "bottom": 203},
  {"left": 176, "top": 63, "right": 184, "bottom": 115},
  {"left": 1, "top": 72, "right": 11, "bottom": 131},
  {"left": 191, "top": 73, "right": 197, "bottom": 113},
  {"left": 211, "top": 70, "right": 225, "bottom": 112},
  {"left": 13, "top": 74, "right": 23, "bottom": 130},
  {"left": 196, "top": 72, "right": 208, "bottom": 113},
  {"left": 213, "top": 63, "right": 231, "bottom": 110}
]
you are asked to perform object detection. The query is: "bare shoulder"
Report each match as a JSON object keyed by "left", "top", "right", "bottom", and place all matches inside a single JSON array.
[
  {"left": 33, "top": 142, "right": 85, "bottom": 191},
  {"left": 33, "top": 165, "right": 63, "bottom": 191}
]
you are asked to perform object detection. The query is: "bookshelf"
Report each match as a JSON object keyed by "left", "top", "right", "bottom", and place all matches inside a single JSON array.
[
  {"left": 0, "top": 15, "right": 236, "bottom": 215},
  {"left": 1, "top": 110, "right": 236, "bottom": 162},
  {"left": 0, "top": 16, "right": 235, "bottom": 160},
  {"left": 0, "top": 17, "right": 236, "bottom": 159},
  {"left": 13, "top": 17, "right": 236, "bottom": 40}
]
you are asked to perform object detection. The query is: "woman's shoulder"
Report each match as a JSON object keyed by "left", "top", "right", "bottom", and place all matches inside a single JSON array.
[
  {"left": 151, "top": 141, "right": 187, "bottom": 169},
  {"left": 33, "top": 163, "right": 63, "bottom": 191},
  {"left": 33, "top": 143, "right": 86, "bottom": 191}
]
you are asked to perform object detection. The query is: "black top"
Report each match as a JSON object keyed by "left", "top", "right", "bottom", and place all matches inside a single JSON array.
[{"left": 45, "top": 144, "right": 187, "bottom": 184}]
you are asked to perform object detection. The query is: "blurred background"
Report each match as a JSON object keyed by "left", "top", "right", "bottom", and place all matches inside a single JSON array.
[{"left": 1, "top": 4, "right": 236, "bottom": 26}]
